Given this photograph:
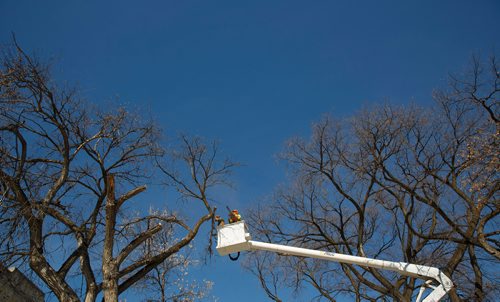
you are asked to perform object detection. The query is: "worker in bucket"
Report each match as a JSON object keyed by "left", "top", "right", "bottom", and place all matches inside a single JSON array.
[
  {"left": 215, "top": 215, "right": 225, "bottom": 226},
  {"left": 228, "top": 209, "right": 241, "bottom": 223}
]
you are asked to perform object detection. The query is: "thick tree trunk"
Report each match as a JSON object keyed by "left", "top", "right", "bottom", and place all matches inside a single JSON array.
[
  {"left": 102, "top": 174, "right": 119, "bottom": 301},
  {"left": 102, "top": 261, "right": 119, "bottom": 301},
  {"left": 29, "top": 218, "right": 80, "bottom": 302},
  {"left": 30, "top": 253, "right": 80, "bottom": 302}
]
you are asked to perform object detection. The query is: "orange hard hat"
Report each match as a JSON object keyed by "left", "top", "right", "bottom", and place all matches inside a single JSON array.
[{"left": 232, "top": 209, "right": 239, "bottom": 213}]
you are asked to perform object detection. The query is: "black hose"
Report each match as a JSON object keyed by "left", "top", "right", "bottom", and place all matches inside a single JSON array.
[{"left": 228, "top": 252, "right": 240, "bottom": 261}]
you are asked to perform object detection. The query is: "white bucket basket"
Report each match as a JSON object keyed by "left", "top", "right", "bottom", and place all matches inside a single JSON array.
[{"left": 216, "top": 221, "right": 252, "bottom": 256}]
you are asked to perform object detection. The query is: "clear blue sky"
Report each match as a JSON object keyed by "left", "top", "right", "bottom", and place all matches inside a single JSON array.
[{"left": 1, "top": 1, "right": 499, "bottom": 301}]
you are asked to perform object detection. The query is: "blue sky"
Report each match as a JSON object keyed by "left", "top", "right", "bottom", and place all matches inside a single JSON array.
[{"left": 1, "top": 1, "right": 499, "bottom": 301}]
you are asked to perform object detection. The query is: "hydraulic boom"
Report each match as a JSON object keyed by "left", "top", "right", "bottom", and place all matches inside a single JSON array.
[{"left": 216, "top": 221, "right": 453, "bottom": 302}]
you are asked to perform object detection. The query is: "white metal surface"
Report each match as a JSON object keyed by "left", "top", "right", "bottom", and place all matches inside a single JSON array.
[
  {"left": 216, "top": 221, "right": 251, "bottom": 256},
  {"left": 216, "top": 221, "right": 453, "bottom": 302}
]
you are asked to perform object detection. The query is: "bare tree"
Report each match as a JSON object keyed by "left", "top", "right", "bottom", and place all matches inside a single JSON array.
[
  {"left": 242, "top": 244, "right": 284, "bottom": 302},
  {"left": 246, "top": 56, "right": 499, "bottom": 301},
  {"left": 131, "top": 209, "right": 214, "bottom": 302},
  {"left": 0, "top": 41, "right": 234, "bottom": 301}
]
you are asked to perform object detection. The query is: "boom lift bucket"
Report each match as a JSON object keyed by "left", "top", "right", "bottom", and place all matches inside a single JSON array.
[{"left": 216, "top": 221, "right": 251, "bottom": 256}]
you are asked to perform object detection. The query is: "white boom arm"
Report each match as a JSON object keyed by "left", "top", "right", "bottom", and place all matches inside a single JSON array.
[{"left": 216, "top": 221, "right": 453, "bottom": 302}]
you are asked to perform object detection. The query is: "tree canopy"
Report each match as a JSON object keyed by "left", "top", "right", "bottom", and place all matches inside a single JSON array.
[
  {"left": 246, "top": 56, "right": 499, "bottom": 301},
  {"left": 0, "top": 42, "right": 234, "bottom": 301}
]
